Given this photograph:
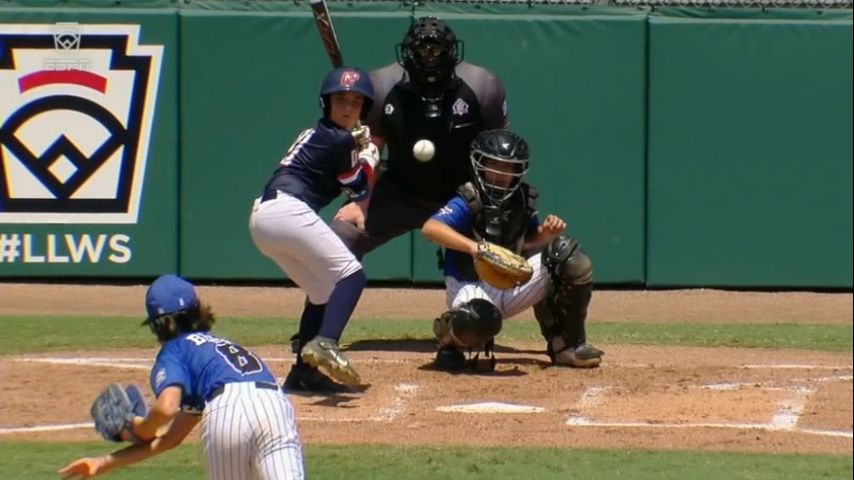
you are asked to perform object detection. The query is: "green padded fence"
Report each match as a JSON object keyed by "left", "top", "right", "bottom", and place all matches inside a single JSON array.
[{"left": 1, "top": 2, "right": 851, "bottom": 288}]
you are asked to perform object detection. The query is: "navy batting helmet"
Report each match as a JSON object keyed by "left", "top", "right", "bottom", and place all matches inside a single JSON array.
[
  {"left": 470, "top": 129, "right": 530, "bottom": 206},
  {"left": 396, "top": 17, "right": 463, "bottom": 91},
  {"left": 319, "top": 67, "right": 374, "bottom": 120}
]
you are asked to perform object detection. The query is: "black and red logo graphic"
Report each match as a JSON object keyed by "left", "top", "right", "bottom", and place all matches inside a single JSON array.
[{"left": 0, "top": 24, "right": 163, "bottom": 224}]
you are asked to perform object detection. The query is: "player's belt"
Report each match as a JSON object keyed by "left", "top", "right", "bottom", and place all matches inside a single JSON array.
[
  {"left": 208, "top": 381, "right": 280, "bottom": 402},
  {"left": 260, "top": 188, "right": 280, "bottom": 203}
]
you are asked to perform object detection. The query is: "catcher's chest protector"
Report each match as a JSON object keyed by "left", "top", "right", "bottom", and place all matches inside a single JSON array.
[{"left": 459, "top": 182, "right": 538, "bottom": 253}]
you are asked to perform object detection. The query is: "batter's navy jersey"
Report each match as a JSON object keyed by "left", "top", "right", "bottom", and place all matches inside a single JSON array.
[
  {"left": 432, "top": 194, "right": 539, "bottom": 281},
  {"left": 367, "top": 62, "right": 509, "bottom": 202},
  {"left": 261, "top": 118, "right": 367, "bottom": 212},
  {"left": 149, "top": 331, "right": 276, "bottom": 413}
]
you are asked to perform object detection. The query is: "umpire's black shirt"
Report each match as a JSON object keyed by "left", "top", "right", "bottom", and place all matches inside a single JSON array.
[{"left": 367, "top": 62, "right": 510, "bottom": 203}]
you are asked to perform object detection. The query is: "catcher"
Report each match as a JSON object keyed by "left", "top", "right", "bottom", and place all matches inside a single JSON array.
[
  {"left": 421, "top": 129, "right": 604, "bottom": 371},
  {"left": 59, "top": 274, "right": 304, "bottom": 480}
]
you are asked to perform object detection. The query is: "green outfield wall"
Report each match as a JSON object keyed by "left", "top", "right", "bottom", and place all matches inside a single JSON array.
[
  {"left": 646, "top": 10, "right": 853, "bottom": 288},
  {"left": 0, "top": 2, "right": 850, "bottom": 288}
]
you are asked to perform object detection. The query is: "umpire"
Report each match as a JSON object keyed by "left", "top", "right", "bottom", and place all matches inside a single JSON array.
[{"left": 332, "top": 16, "right": 509, "bottom": 255}]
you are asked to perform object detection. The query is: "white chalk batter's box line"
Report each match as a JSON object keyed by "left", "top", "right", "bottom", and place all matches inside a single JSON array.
[
  {"left": 4, "top": 357, "right": 852, "bottom": 437},
  {"left": 0, "top": 383, "right": 421, "bottom": 434},
  {"left": 564, "top": 384, "right": 853, "bottom": 439}
]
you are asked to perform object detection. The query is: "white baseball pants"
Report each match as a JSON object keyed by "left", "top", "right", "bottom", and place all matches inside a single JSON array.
[{"left": 249, "top": 192, "right": 362, "bottom": 304}]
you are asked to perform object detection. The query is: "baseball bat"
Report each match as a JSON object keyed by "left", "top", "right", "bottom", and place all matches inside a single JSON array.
[
  {"left": 310, "top": 0, "right": 367, "bottom": 130},
  {"left": 309, "top": 0, "right": 344, "bottom": 68}
]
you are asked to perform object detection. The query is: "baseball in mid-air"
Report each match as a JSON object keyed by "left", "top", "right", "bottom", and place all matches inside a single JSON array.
[{"left": 412, "top": 139, "right": 435, "bottom": 162}]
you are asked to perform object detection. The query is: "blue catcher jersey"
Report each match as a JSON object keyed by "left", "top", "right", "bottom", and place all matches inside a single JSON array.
[
  {"left": 149, "top": 331, "right": 276, "bottom": 413},
  {"left": 431, "top": 194, "right": 539, "bottom": 281},
  {"left": 261, "top": 118, "right": 368, "bottom": 212}
]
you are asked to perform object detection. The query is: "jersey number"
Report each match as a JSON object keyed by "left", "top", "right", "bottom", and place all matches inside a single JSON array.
[
  {"left": 216, "top": 344, "right": 263, "bottom": 375},
  {"left": 280, "top": 128, "right": 314, "bottom": 166}
]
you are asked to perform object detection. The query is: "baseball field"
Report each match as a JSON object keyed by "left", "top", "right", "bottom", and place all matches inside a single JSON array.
[{"left": 0, "top": 284, "right": 851, "bottom": 479}]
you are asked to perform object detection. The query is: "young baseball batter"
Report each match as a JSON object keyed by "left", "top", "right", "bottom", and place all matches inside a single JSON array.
[
  {"left": 58, "top": 274, "right": 304, "bottom": 480},
  {"left": 249, "top": 66, "right": 379, "bottom": 392},
  {"left": 421, "top": 129, "right": 604, "bottom": 370}
]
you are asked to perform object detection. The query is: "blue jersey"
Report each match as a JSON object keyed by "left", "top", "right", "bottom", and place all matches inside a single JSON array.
[
  {"left": 431, "top": 194, "right": 539, "bottom": 281},
  {"left": 149, "top": 331, "right": 276, "bottom": 413},
  {"left": 261, "top": 118, "right": 368, "bottom": 212}
]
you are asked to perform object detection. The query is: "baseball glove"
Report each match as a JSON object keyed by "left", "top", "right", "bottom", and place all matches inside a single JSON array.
[
  {"left": 91, "top": 383, "right": 148, "bottom": 443},
  {"left": 474, "top": 241, "right": 533, "bottom": 290}
]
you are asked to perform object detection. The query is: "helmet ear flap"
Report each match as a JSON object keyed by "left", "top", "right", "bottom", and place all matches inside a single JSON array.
[{"left": 319, "top": 95, "right": 330, "bottom": 118}]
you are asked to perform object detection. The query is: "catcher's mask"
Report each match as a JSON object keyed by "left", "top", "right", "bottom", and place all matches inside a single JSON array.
[
  {"left": 470, "top": 129, "right": 530, "bottom": 207},
  {"left": 319, "top": 66, "right": 375, "bottom": 120},
  {"left": 142, "top": 274, "right": 200, "bottom": 340},
  {"left": 396, "top": 17, "right": 463, "bottom": 97}
]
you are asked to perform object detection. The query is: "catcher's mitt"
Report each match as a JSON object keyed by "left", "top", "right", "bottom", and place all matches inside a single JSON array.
[
  {"left": 91, "top": 383, "right": 148, "bottom": 443},
  {"left": 474, "top": 241, "right": 533, "bottom": 290}
]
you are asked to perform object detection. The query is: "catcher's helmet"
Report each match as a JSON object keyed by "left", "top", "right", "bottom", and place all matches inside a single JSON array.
[
  {"left": 396, "top": 17, "right": 463, "bottom": 91},
  {"left": 319, "top": 67, "right": 375, "bottom": 120},
  {"left": 470, "top": 129, "right": 530, "bottom": 206}
]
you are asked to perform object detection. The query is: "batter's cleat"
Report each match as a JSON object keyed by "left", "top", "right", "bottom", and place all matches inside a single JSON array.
[
  {"left": 434, "top": 346, "right": 466, "bottom": 371},
  {"left": 283, "top": 364, "right": 349, "bottom": 394},
  {"left": 301, "top": 336, "right": 361, "bottom": 386},
  {"left": 552, "top": 343, "right": 604, "bottom": 368}
]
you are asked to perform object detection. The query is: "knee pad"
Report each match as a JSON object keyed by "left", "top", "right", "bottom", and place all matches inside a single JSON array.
[
  {"left": 542, "top": 235, "right": 593, "bottom": 285},
  {"left": 433, "top": 299, "right": 503, "bottom": 349}
]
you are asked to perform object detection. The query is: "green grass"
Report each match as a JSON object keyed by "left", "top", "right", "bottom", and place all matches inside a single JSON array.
[
  {"left": 0, "top": 442, "right": 849, "bottom": 480},
  {"left": 0, "top": 316, "right": 850, "bottom": 354}
]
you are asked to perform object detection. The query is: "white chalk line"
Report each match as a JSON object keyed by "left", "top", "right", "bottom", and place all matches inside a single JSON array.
[
  {"left": 10, "top": 357, "right": 406, "bottom": 370},
  {"left": 11, "top": 357, "right": 852, "bottom": 371},
  {"left": 564, "top": 419, "right": 853, "bottom": 439},
  {"left": 769, "top": 387, "right": 812, "bottom": 429},
  {"left": 568, "top": 384, "right": 852, "bottom": 439},
  {"left": 742, "top": 364, "right": 853, "bottom": 370},
  {"left": 701, "top": 376, "right": 851, "bottom": 391},
  {"left": 0, "top": 423, "right": 94, "bottom": 434},
  {"left": 2, "top": 383, "right": 421, "bottom": 433},
  {"left": 6, "top": 356, "right": 851, "bottom": 437}
]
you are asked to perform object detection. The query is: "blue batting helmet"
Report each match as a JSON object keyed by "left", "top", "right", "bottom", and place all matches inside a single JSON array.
[{"left": 319, "top": 67, "right": 374, "bottom": 120}]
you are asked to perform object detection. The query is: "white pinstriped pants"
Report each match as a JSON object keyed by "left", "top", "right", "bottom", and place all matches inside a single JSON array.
[
  {"left": 201, "top": 382, "right": 304, "bottom": 480},
  {"left": 249, "top": 192, "right": 362, "bottom": 304},
  {"left": 445, "top": 253, "right": 551, "bottom": 318}
]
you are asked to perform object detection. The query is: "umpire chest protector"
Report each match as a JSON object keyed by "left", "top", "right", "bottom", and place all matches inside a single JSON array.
[
  {"left": 450, "top": 182, "right": 538, "bottom": 280},
  {"left": 380, "top": 79, "right": 483, "bottom": 201}
]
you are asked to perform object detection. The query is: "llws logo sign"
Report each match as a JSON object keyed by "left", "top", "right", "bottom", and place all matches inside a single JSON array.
[{"left": 0, "top": 23, "right": 163, "bottom": 224}]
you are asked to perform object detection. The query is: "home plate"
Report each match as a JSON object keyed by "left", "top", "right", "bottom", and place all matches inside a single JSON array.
[{"left": 436, "top": 402, "right": 545, "bottom": 414}]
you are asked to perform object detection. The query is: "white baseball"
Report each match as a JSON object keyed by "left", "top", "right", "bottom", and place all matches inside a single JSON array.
[{"left": 412, "top": 139, "right": 435, "bottom": 162}]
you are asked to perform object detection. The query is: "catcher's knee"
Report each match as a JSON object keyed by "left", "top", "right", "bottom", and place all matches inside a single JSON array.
[
  {"left": 433, "top": 299, "right": 503, "bottom": 349},
  {"left": 541, "top": 235, "right": 593, "bottom": 285}
]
